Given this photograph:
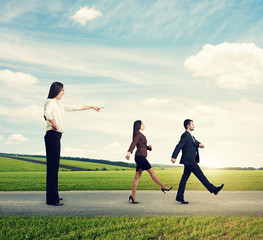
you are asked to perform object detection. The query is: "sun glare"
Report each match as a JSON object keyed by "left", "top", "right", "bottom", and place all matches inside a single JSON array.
[{"left": 205, "top": 157, "right": 222, "bottom": 169}]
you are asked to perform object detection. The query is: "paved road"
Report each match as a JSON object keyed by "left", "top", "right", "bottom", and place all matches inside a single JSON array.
[{"left": 0, "top": 191, "right": 262, "bottom": 217}]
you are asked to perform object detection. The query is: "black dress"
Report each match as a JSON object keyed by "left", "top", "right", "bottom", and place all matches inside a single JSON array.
[{"left": 135, "top": 155, "right": 152, "bottom": 171}]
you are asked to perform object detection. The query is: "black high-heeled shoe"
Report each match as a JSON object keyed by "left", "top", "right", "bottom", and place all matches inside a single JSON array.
[
  {"left": 129, "top": 195, "right": 138, "bottom": 204},
  {"left": 161, "top": 186, "right": 173, "bottom": 194}
]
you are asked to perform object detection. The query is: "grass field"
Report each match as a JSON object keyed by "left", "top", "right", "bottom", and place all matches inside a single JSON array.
[
  {"left": 1, "top": 168, "right": 263, "bottom": 191},
  {"left": 0, "top": 216, "right": 262, "bottom": 239},
  {"left": 26, "top": 157, "right": 134, "bottom": 171},
  {"left": 1, "top": 156, "right": 263, "bottom": 191},
  {"left": 1, "top": 156, "right": 262, "bottom": 239},
  {"left": 0, "top": 156, "right": 133, "bottom": 172},
  {"left": 0, "top": 157, "right": 70, "bottom": 172}
]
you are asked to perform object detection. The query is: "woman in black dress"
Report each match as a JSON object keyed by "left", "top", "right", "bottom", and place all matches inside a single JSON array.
[{"left": 126, "top": 120, "right": 172, "bottom": 204}]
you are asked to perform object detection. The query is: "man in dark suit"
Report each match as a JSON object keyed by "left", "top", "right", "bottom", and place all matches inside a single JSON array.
[{"left": 171, "top": 119, "right": 224, "bottom": 204}]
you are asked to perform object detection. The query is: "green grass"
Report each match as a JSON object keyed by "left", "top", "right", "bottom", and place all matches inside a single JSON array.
[
  {"left": 1, "top": 156, "right": 263, "bottom": 191},
  {"left": 1, "top": 169, "right": 263, "bottom": 191},
  {"left": 61, "top": 160, "right": 132, "bottom": 171},
  {"left": 0, "top": 157, "right": 133, "bottom": 172},
  {"left": 0, "top": 157, "right": 69, "bottom": 172},
  {"left": 0, "top": 216, "right": 262, "bottom": 239}
]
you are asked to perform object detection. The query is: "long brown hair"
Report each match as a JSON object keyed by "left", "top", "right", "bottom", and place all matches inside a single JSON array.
[
  {"left": 44, "top": 82, "right": 63, "bottom": 120},
  {"left": 47, "top": 82, "right": 63, "bottom": 99},
  {"left": 132, "top": 120, "right": 142, "bottom": 140}
]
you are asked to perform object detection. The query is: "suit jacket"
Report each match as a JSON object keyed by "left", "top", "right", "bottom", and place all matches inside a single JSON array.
[
  {"left": 128, "top": 131, "right": 152, "bottom": 157},
  {"left": 171, "top": 131, "right": 200, "bottom": 165}
]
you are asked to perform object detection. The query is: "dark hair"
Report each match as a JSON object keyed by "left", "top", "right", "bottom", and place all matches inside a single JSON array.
[
  {"left": 44, "top": 82, "right": 63, "bottom": 120},
  {"left": 47, "top": 82, "right": 63, "bottom": 99},
  {"left": 184, "top": 119, "right": 193, "bottom": 129},
  {"left": 132, "top": 120, "right": 142, "bottom": 139}
]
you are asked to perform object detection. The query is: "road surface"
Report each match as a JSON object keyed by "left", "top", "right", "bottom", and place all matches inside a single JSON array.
[{"left": 0, "top": 190, "right": 262, "bottom": 216}]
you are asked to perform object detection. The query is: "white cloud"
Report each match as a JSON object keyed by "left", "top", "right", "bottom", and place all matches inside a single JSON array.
[
  {"left": 99, "top": 142, "right": 127, "bottom": 161},
  {"left": 5, "top": 134, "right": 29, "bottom": 145},
  {"left": 0, "top": 69, "right": 38, "bottom": 87},
  {"left": 62, "top": 142, "right": 127, "bottom": 162},
  {"left": 187, "top": 105, "right": 225, "bottom": 116},
  {"left": 0, "top": 1, "right": 37, "bottom": 23},
  {"left": 0, "top": 105, "right": 44, "bottom": 123},
  {"left": 143, "top": 98, "right": 170, "bottom": 105},
  {"left": 62, "top": 147, "right": 91, "bottom": 158},
  {"left": 184, "top": 42, "right": 263, "bottom": 89},
  {"left": 0, "top": 1, "right": 63, "bottom": 23},
  {"left": 0, "top": 106, "right": 11, "bottom": 117},
  {"left": 33, "top": 150, "right": 46, "bottom": 156},
  {"left": 16, "top": 105, "right": 43, "bottom": 122},
  {"left": 63, "top": 96, "right": 263, "bottom": 168},
  {"left": 0, "top": 31, "right": 180, "bottom": 85},
  {"left": 221, "top": 141, "right": 248, "bottom": 147},
  {"left": 0, "top": 135, "right": 3, "bottom": 142},
  {"left": 71, "top": 6, "right": 102, "bottom": 25},
  {"left": 2, "top": 90, "right": 263, "bottom": 167}
]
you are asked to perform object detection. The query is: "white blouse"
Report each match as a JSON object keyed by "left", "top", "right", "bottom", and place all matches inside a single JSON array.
[{"left": 44, "top": 98, "right": 83, "bottom": 133}]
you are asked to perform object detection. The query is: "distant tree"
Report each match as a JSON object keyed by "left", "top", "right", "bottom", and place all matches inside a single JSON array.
[{"left": 246, "top": 167, "right": 256, "bottom": 170}]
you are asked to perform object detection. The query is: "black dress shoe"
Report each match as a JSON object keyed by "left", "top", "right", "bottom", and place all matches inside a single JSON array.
[
  {"left": 59, "top": 198, "right": 63, "bottom": 201},
  {"left": 47, "top": 202, "right": 64, "bottom": 206},
  {"left": 214, "top": 184, "right": 224, "bottom": 195},
  {"left": 176, "top": 198, "right": 189, "bottom": 204}
]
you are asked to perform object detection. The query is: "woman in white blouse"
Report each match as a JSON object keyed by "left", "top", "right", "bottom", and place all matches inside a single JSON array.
[{"left": 44, "top": 82, "right": 103, "bottom": 206}]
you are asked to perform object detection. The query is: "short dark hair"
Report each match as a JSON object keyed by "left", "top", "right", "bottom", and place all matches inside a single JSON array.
[{"left": 184, "top": 119, "right": 193, "bottom": 129}]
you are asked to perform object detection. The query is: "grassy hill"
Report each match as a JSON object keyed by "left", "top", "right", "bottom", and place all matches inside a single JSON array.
[
  {"left": 0, "top": 153, "right": 136, "bottom": 169},
  {"left": 1, "top": 154, "right": 263, "bottom": 191},
  {"left": 0, "top": 154, "right": 135, "bottom": 172}
]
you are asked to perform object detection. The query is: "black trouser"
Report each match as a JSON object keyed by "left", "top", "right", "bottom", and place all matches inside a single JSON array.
[
  {"left": 44, "top": 130, "right": 62, "bottom": 204},
  {"left": 176, "top": 162, "right": 216, "bottom": 200}
]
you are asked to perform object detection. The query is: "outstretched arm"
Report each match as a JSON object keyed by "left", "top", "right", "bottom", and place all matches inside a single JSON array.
[
  {"left": 82, "top": 106, "right": 104, "bottom": 112},
  {"left": 64, "top": 105, "right": 104, "bottom": 112}
]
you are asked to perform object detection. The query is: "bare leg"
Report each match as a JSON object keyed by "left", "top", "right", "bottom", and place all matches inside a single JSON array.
[
  {"left": 146, "top": 168, "right": 168, "bottom": 189},
  {"left": 132, "top": 169, "right": 142, "bottom": 201}
]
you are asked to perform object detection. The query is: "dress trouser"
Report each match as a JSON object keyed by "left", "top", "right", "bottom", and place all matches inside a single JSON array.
[
  {"left": 44, "top": 130, "right": 62, "bottom": 204},
  {"left": 176, "top": 162, "right": 216, "bottom": 199}
]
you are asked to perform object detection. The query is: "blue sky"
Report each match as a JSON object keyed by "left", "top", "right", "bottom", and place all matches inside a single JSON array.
[{"left": 1, "top": 0, "right": 263, "bottom": 168}]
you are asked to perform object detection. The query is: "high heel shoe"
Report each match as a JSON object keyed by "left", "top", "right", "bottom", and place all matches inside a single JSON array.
[
  {"left": 129, "top": 195, "right": 138, "bottom": 204},
  {"left": 161, "top": 186, "right": 173, "bottom": 194}
]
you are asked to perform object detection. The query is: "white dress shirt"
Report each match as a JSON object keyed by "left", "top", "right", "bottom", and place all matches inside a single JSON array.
[
  {"left": 187, "top": 130, "right": 195, "bottom": 143},
  {"left": 44, "top": 98, "right": 83, "bottom": 133}
]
